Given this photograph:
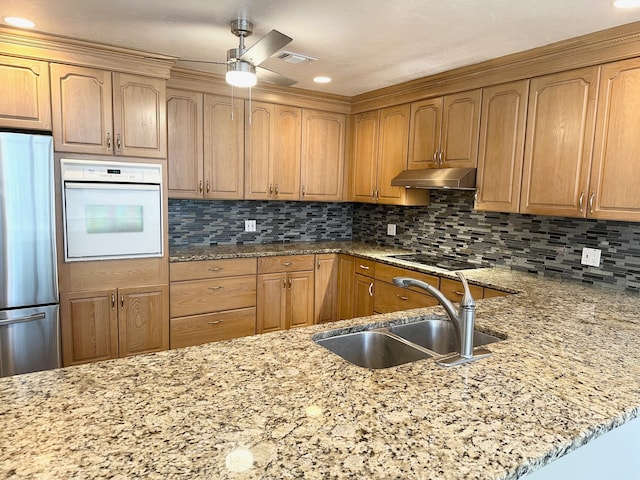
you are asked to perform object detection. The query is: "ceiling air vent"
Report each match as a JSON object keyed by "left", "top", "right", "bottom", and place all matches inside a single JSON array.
[{"left": 274, "top": 51, "right": 318, "bottom": 64}]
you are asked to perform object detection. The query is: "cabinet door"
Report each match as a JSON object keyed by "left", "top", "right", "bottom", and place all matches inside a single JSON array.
[
  {"left": 245, "top": 101, "right": 274, "bottom": 200},
  {"left": 520, "top": 67, "right": 598, "bottom": 217},
  {"left": 287, "top": 271, "right": 315, "bottom": 329},
  {"left": 257, "top": 273, "right": 287, "bottom": 333},
  {"left": 300, "top": 109, "right": 346, "bottom": 201},
  {"left": 167, "top": 89, "right": 203, "bottom": 198},
  {"left": 50, "top": 64, "right": 113, "bottom": 154},
  {"left": 353, "top": 273, "right": 374, "bottom": 318},
  {"left": 272, "top": 105, "right": 302, "bottom": 200},
  {"left": 589, "top": 58, "right": 640, "bottom": 221},
  {"left": 118, "top": 285, "right": 169, "bottom": 357},
  {"left": 0, "top": 55, "right": 51, "bottom": 130},
  {"left": 112, "top": 73, "right": 166, "bottom": 158},
  {"left": 377, "top": 104, "right": 411, "bottom": 204},
  {"left": 475, "top": 80, "right": 529, "bottom": 213},
  {"left": 350, "top": 110, "right": 379, "bottom": 202},
  {"left": 314, "top": 254, "right": 338, "bottom": 324},
  {"left": 441, "top": 89, "right": 482, "bottom": 168},
  {"left": 60, "top": 290, "right": 118, "bottom": 366},
  {"left": 203, "top": 94, "right": 245, "bottom": 199},
  {"left": 408, "top": 97, "right": 442, "bottom": 169},
  {"left": 337, "top": 254, "right": 355, "bottom": 320}
]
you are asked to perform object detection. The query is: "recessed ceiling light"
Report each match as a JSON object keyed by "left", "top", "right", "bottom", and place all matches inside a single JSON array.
[
  {"left": 313, "top": 76, "right": 332, "bottom": 84},
  {"left": 613, "top": 0, "right": 640, "bottom": 8},
  {"left": 3, "top": 17, "right": 35, "bottom": 28}
]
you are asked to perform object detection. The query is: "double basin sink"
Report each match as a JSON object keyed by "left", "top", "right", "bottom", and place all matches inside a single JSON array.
[{"left": 315, "top": 318, "right": 503, "bottom": 369}]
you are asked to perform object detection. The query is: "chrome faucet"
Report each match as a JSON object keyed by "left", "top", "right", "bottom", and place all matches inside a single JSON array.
[{"left": 393, "top": 272, "right": 491, "bottom": 366}]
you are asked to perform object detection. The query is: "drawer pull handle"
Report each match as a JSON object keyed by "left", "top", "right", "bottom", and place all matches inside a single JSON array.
[
  {"left": 453, "top": 290, "right": 464, "bottom": 296},
  {"left": 208, "top": 285, "right": 224, "bottom": 291},
  {"left": 359, "top": 264, "right": 370, "bottom": 270},
  {"left": 207, "top": 320, "right": 224, "bottom": 325},
  {"left": 282, "top": 262, "right": 293, "bottom": 266},
  {"left": 208, "top": 267, "right": 223, "bottom": 272},
  {"left": 397, "top": 295, "right": 409, "bottom": 301},
  {"left": 368, "top": 282, "right": 374, "bottom": 297}
]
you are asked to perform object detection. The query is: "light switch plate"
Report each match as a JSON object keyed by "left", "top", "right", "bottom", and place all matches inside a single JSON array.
[
  {"left": 387, "top": 224, "right": 396, "bottom": 236},
  {"left": 581, "top": 247, "right": 601, "bottom": 267},
  {"left": 244, "top": 220, "right": 257, "bottom": 232}
]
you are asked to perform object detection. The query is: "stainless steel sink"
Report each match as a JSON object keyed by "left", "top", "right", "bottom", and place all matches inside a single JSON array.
[
  {"left": 315, "top": 319, "right": 504, "bottom": 369},
  {"left": 388, "top": 319, "right": 502, "bottom": 355},
  {"left": 315, "top": 330, "right": 432, "bottom": 369}
]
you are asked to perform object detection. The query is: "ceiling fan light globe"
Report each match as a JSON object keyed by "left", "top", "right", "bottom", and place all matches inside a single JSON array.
[{"left": 226, "top": 61, "right": 257, "bottom": 88}]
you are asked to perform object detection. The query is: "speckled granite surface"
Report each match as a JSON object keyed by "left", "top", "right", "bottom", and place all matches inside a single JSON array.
[{"left": 2, "top": 242, "right": 640, "bottom": 479}]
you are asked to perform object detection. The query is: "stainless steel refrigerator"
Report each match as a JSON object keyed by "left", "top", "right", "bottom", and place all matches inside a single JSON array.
[{"left": 0, "top": 131, "right": 61, "bottom": 377}]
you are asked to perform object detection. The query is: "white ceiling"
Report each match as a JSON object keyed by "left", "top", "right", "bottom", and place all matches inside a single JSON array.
[{"left": 3, "top": 1, "right": 640, "bottom": 96}]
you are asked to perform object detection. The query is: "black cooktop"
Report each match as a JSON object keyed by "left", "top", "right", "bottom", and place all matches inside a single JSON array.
[{"left": 389, "top": 253, "right": 489, "bottom": 271}]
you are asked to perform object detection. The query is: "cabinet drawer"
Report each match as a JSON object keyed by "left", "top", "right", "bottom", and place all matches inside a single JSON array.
[
  {"left": 440, "top": 278, "right": 484, "bottom": 303},
  {"left": 170, "top": 307, "right": 256, "bottom": 349},
  {"left": 374, "top": 263, "right": 439, "bottom": 290},
  {"left": 354, "top": 258, "right": 376, "bottom": 277},
  {"left": 170, "top": 258, "right": 257, "bottom": 281},
  {"left": 483, "top": 287, "right": 510, "bottom": 298},
  {"left": 258, "top": 254, "right": 315, "bottom": 274},
  {"left": 373, "top": 281, "right": 438, "bottom": 314},
  {"left": 170, "top": 275, "right": 256, "bottom": 317}
]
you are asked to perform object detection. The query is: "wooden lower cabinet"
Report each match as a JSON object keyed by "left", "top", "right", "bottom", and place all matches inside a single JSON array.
[
  {"left": 439, "top": 278, "right": 484, "bottom": 303},
  {"left": 60, "top": 284, "right": 168, "bottom": 366},
  {"left": 169, "top": 258, "right": 257, "bottom": 348},
  {"left": 256, "top": 255, "right": 315, "bottom": 333},
  {"left": 314, "top": 253, "right": 339, "bottom": 324},
  {"left": 373, "top": 281, "right": 438, "bottom": 314},
  {"left": 337, "top": 254, "right": 355, "bottom": 320},
  {"left": 353, "top": 273, "right": 375, "bottom": 317}
]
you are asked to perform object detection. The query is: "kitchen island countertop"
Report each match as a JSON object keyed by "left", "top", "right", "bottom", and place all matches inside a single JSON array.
[{"left": 2, "top": 242, "right": 640, "bottom": 479}]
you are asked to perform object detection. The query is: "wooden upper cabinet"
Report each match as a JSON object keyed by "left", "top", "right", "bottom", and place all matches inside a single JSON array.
[
  {"left": 203, "top": 94, "right": 244, "bottom": 199},
  {"left": 407, "top": 89, "right": 480, "bottom": 169},
  {"left": 51, "top": 65, "right": 166, "bottom": 158},
  {"left": 350, "top": 110, "right": 380, "bottom": 202},
  {"left": 520, "top": 67, "right": 599, "bottom": 217},
  {"left": 377, "top": 104, "right": 411, "bottom": 203},
  {"left": 167, "top": 89, "right": 204, "bottom": 198},
  {"left": 408, "top": 97, "right": 442, "bottom": 169},
  {"left": 589, "top": 58, "right": 640, "bottom": 221},
  {"left": 441, "top": 89, "right": 482, "bottom": 168},
  {"left": 0, "top": 55, "right": 51, "bottom": 130},
  {"left": 300, "top": 109, "right": 346, "bottom": 202},
  {"left": 475, "top": 80, "right": 529, "bottom": 213},
  {"left": 350, "top": 106, "right": 428, "bottom": 205},
  {"left": 112, "top": 73, "right": 166, "bottom": 158},
  {"left": 245, "top": 101, "right": 301, "bottom": 200}
]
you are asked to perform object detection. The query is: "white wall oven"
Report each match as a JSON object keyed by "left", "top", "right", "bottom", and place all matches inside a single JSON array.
[{"left": 61, "top": 159, "right": 163, "bottom": 262}]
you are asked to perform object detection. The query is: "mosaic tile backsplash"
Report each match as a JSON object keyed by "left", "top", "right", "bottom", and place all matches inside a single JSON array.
[
  {"left": 168, "top": 199, "right": 353, "bottom": 246},
  {"left": 352, "top": 191, "right": 640, "bottom": 291},
  {"left": 169, "top": 193, "right": 640, "bottom": 291}
]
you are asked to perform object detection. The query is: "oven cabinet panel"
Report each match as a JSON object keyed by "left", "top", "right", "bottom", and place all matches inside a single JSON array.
[
  {"left": 118, "top": 285, "right": 169, "bottom": 357},
  {"left": 60, "top": 289, "right": 119, "bottom": 366},
  {"left": 60, "top": 285, "right": 168, "bottom": 366},
  {"left": 50, "top": 65, "right": 166, "bottom": 158}
]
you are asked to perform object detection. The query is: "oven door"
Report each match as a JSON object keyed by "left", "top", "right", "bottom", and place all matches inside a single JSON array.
[{"left": 63, "top": 182, "right": 162, "bottom": 261}]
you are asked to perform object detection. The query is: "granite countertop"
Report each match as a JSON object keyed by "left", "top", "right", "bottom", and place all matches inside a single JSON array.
[{"left": 2, "top": 242, "right": 640, "bottom": 479}]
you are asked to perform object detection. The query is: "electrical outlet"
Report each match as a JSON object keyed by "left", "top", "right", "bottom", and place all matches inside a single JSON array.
[
  {"left": 244, "top": 220, "right": 257, "bottom": 232},
  {"left": 387, "top": 224, "right": 396, "bottom": 236},
  {"left": 581, "top": 247, "right": 601, "bottom": 267}
]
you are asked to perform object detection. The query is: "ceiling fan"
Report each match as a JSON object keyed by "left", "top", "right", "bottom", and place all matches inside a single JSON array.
[{"left": 182, "top": 18, "right": 296, "bottom": 88}]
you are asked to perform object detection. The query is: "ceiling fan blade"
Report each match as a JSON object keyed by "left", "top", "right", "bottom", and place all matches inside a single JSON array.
[
  {"left": 239, "top": 29, "right": 292, "bottom": 67},
  {"left": 256, "top": 66, "right": 297, "bottom": 87},
  {"left": 179, "top": 59, "right": 227, "bottom": 65}
]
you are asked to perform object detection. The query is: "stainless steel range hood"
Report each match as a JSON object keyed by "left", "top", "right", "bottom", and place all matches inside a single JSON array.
[{"left": 391, "top": 168, "right": 477, "bottom": 190}]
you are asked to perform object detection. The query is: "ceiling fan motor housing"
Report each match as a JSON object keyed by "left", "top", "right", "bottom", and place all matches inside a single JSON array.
[{"left": 230, "top": 19, "right": 253, "bottom": 38}]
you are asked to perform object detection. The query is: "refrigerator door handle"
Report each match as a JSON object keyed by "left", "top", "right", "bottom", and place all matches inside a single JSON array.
[{"left": 0, "top": 312, "right": 46, "bottom": 326}]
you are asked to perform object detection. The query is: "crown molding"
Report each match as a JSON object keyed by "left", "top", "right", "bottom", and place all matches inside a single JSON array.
[
  {"left": 351, "top": 20, "right": 640, "bottom": 113},
  {"left": 0, "top": 26, "right": 176, "bottom": 78}
]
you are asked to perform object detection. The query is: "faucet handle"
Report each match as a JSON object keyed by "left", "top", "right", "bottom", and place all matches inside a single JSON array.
[{"left": 455, "top": 272, "right": 476, "bottom": 307}]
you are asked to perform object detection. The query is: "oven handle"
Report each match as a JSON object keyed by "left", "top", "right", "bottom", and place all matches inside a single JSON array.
[{"left": 64, "top": 182, "right": 160, "bottom": 191}]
